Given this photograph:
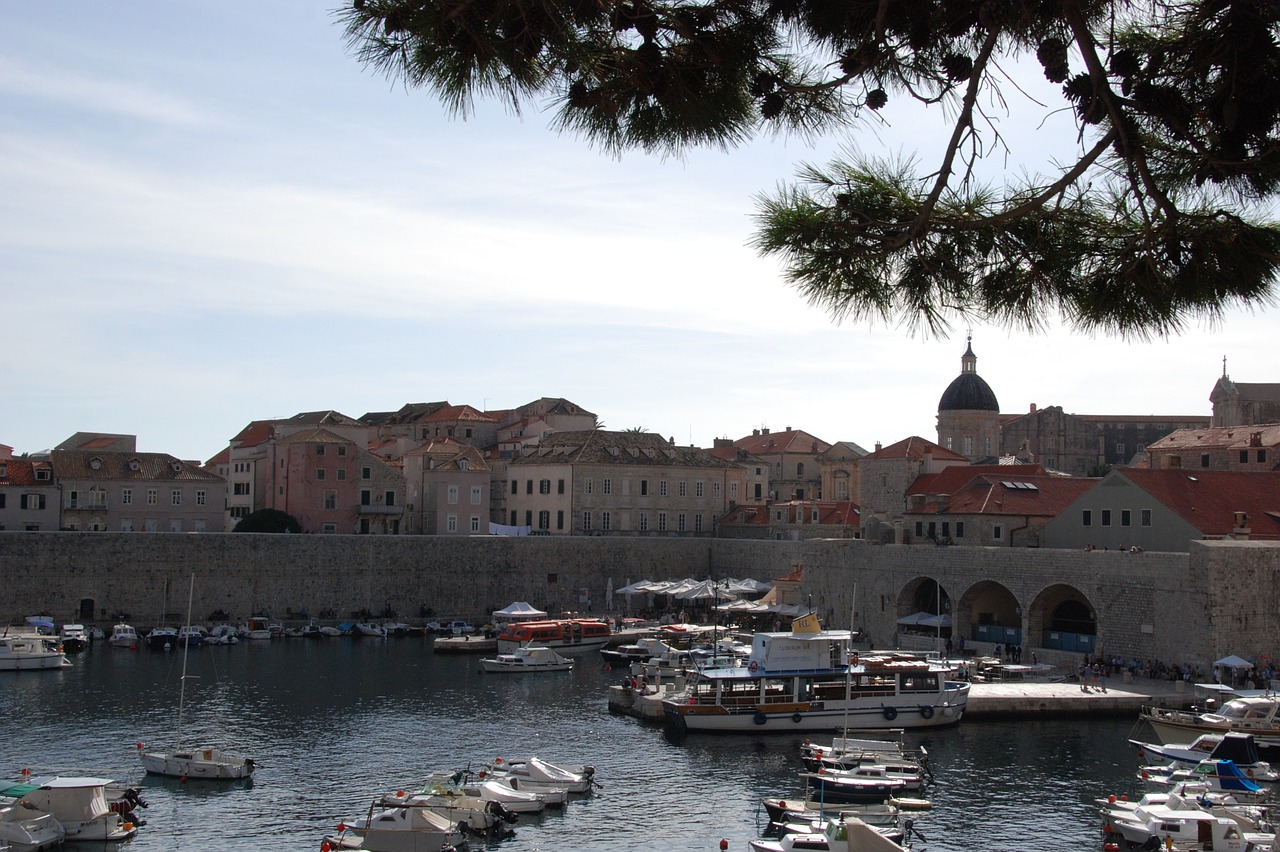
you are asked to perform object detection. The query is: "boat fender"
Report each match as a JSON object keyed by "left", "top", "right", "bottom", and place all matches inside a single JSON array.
[
  {"left": 882, "top": 706, "right": 898, "bottom": 721},
  {"left": 753, "top": 712, "right": 768, "bottom": 725},
  {"left": 792, "top": 713, "right": 803, "bottom": 723},
  {"left": 919, "top": 705, "right": 934, "bottom": 720}
]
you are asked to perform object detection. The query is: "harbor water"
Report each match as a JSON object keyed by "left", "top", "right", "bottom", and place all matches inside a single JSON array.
[{"left": 2, "top": 637, "right": 1148, "bottom": 850}]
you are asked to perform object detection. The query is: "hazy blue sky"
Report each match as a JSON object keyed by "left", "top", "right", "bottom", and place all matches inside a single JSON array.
[{"left": 3, "top": 3, "right": 1271, "bottom": 461}]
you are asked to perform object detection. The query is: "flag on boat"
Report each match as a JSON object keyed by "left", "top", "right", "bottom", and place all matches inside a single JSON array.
[{"left": 792, "top": 612, "right": 821, "bottom": 634}]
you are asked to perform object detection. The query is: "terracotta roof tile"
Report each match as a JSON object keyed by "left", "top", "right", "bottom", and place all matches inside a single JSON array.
[
  {"left": 863, "top": 436, "right": 969, "bottom": 461},
  {"left": 906, "top": 475, "right": 1094, "bottom": 517},
  {"left": 732, "top": 429, "right": 831, "bottom": 455},
  {"left": 1117, "top": 469, "right": 1280, "bottom": 538}
]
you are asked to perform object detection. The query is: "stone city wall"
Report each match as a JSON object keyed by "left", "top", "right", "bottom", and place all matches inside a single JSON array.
[{"left": 1, "top": 533, "right": 1276, "bottom": 668}]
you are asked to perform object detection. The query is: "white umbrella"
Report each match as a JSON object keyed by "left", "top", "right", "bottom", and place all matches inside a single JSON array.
[{"left": 1213, "top": 655, "right": 1253, "bottom": 669}]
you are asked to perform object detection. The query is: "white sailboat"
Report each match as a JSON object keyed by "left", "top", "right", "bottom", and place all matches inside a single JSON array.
[{"left": 138, "top": 575, "right": 256, "bottom": 780}]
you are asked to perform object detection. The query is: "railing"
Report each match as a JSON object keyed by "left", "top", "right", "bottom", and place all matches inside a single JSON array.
[{"left": 66, "top": 500, "right": 108, "bottom": 510}]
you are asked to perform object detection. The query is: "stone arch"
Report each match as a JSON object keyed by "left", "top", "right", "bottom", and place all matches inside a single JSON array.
[
  {"left": 1028, "top": 583, "right": 1097, "bottom": 655},
  {"left": 895, "top": 576, "right": 953, "bottom": 643},
  {"left": 955, "top": 579, "right": 1022, "bottom": 649}
]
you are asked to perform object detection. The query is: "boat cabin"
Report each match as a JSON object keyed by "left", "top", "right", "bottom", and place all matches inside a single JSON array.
[{"left": 496, "top": 619, "right": 610, "bottom": 645}]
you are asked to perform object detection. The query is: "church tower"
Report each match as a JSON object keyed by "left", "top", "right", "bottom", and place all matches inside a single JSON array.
[{"left": 936, "top": 336, "right": 1002, "bottom": 461}]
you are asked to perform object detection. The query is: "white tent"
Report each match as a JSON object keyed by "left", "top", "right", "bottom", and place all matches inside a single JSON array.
[
  {"left": 492, "top": 602, "right": 548, "bottom": 623},
  {"left": 1214, "top": 655, "right": 1253, "bottom": 669},
  {"left": 674, "top": 580, "right": 743, "bottom": 601}
]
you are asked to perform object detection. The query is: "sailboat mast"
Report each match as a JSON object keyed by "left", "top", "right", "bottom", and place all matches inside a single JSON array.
[{"left": 176, "top": 573, "right": 194, "bottom": 748}]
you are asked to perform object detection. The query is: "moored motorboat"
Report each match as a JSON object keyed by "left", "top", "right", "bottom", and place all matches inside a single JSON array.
[
  {"left": 11, "top": 777, "right": 139, "bottom": 841},
  {"left": 376, "top": 788, "right": 519, "bottom": 834},
  {"left": 480, "top": 646, "right": 574, "bottom": 674},
  {"left": 108, "top": 622, "right": 139, "bottom": 648},
  {"left": 0, "top": 635, "right": 72, "bottom": 672},
  {"left": 481, "top": 756, "right": 594, "bottom": 794},
  {"left": 58, "top": 624, "right": 89, "bottom": 653},
  {"left": 801, "top": 766, "right": 909, "bottom": 804},
  {"left": 418, "top": 771, "right": 549, "bottom": 814},
  {"left": 177, "top": 625, "right": 207, "bottom": 648},
  {"left": 322, "top": 798, "right": 465, "bottom": 852},
  {"left": 1140, "top": 695, "right": 1280, "bottom": 761},
  {"left": 0, "top": 797, "right": 66, "bottom": 850},
  {"left": 145, "top": 627, "right": 179, "bottom": 651},
  {"left": 1129, "top": 731, "right": 1276, "bottom": 780},
  {"left": 749, "top": 816, "right": 914, "bottom": 852},
  {"left": 208, "top": 624, "right": 240, "bottom": 645}
]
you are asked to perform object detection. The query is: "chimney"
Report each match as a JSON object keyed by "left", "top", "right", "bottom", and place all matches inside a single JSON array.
[
  {"left": 714, "top": 437, "right": 732, "bottom": 449},
  {"left": 875, "top": 441, "right": 882, "bottom": 452},
  {"left": 753, "top": 429, "right": 761, "bottom": 437},
  {"left": 1232, "top": 511, "right": 1251, "bottom": 540},
  {"left": 1030, "top": 403, "right": 1037, "bottom": 414},
  {"left": 762, "top": 427, "right": 770, "bottom": 435}
]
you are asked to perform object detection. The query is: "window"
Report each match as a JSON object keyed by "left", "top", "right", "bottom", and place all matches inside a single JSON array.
[
  {"left": 603, "top": 478, "right": 612, "bottom": 495},
  {"left": 1116, "top": 443, "right": 1125, "bottom": 456},
  {"left": 324, "top": 491, "right": 337, "bottom": 509},
  {"left": 316, "top": 468, "right": 326, "bottom": 480},
  {"left": 601, "top": 511, "right": 611, "bottom": 531},
  {"left": 538, "top": 510, "right": 550, "bottom": 530},
  {"left": 730, "top": 482, "right": 738, "bottom": 499},
  {"left": 956, "top": 521, "right": 965, "bottom": 538},
  {"left": 1102, "top": 510, "right": 1112, "bottom": 526},
  {"left": 447, "top": 514, "right": 458, "bottom": 532},
  {"left": 837, "top": 481, "right": 848, "bottom": 499},
  {"left": 539, "top": 479, "right": 551, "bottom": 494},
  {"left": 385, "top": 490, "right": 396, "bottom": 507},
  {"left": 915, "top": 521, "right": 924, "bottom": 536},
  {"left": 171, "top": 489, "right": 182, "bottom": 506},
  {"left": 993, "top": 524, "right": 1003, "bottom": 540},
  {"left": 147, "top": 488, "right": 158, "bottom": 505},
  {"left": 470, "top": 516, "right": 481, "bottom": 532},
  {"left": 639, "top": 512, "right": 649, "bottom": 531},
  {"left": 712, "top": 482, "right": 721, "bottom": 498},
  {"left": 196, "top": 490, "right": 206, "bottom": 505},
  {"left": 323, "top": 523, "right": 337, "bottom": 533},
  {"left": 526, "top": 480, "right": 533, "bottom": 495},
  {"left": 1201, "top": 453, "right": 1210, "bottom": 467},
  {"left": 470, "top": 486, "right": 482, "bottom": 504},
  {"left": 1141, "top": 509, "right": 1152, "bottom": 527},
  {"left": 1260, "top": 450, "right": 1269, "bottom": 464},
  {"left": 641, "top": 480, "right": 649, "bottom": 496},
  {"left": 360, "top": 490, "right": 371, "bottom": 506},
  {"left": 122, "top": 488, "right": 132, "bottom": 505},
  {"left": 1241, "top": 449, "right": 1249, "bottom": 464},
  {"left": 1168, "top": 455, "right": 1182, "bottom": 469},
  {"left": 695, "top": 514, "right": 703, "bottom": 532},
  {"left": 233, "top": 482, "right": 249, "bottom": 495},
  {"left": 361, "top": 466, "right": 372, "bottom": 479},
  {"left": 585, "top": 479, "right": 594, "bottom": 495},
  {"left": 338, "top": 446, "right": 347, "bottom": 456},
  {"left": 465, "top": 428, "right": 473, "bottom": 439},
  {"left": 796, "top": 462, "right": 805, "bottom": 477},
  {"left": 677, "top": 513, "right": 687, "bottom": 532},
  {"left": 1083, "top": 510, "right": 1092, "bottom": 526},
  {"left": 316, "top": 444, "right": 325, "bottom": 455},
  {"left": 963, "top": 436, "right": 974, "bottom": 456},
  {"left": 558, "top": 479, "right": 565, "bottom": 494},
  {"left": 659, "top": 480, "right": 668, "bottom": 497},
  {"left": 582, "top": 511, "right": 592, "bottom": 530},
  {"left": 1121, "top": 510, "right": 1131, "bottom": 527},
  {"left": 941, "top": 521, "right": 950, "bottom": 537},
  {"left": 511, "top": 480, "right": 517, "bottom": 495},
  {"left": 337, "top": 468, "right": 346, "bottom": 480},
  {"left": 676, "top": 481, "right": 686, "bottom": 497},
  {"left": 22, "top": 494, "right": 46, "bottom": 510},
  {"left": 170, "top": 519, "right": 182, "bottom": 532},
  {"left": 557, "top": 510, "right": 564, "bottom": 530},
  {"left": 447, "top": 485, "right": 459, "bottom": 505},
  {"left": 657, "top": 512, "right": 668, "bottom": 531}
]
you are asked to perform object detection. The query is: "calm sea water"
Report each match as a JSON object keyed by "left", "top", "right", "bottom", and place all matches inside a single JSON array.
[{"left": 1, "top": 638, "right": 1145, "bottom": 851}]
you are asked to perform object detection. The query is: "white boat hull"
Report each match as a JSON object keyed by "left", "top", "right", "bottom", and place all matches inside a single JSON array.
[{"left": 140, "top": 748, "right": 255, "bottom": 779}]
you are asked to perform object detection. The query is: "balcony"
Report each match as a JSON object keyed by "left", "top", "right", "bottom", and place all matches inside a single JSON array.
[
  {"left": 66, "top": 500, "right": 108, "bottom": 511},
  {"left": 356, "top": 504, "right": 404, "bottom": 515}
]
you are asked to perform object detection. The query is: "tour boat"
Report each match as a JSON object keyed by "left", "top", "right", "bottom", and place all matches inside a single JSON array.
[
  {"left": 662, "top": 614, "right": 968, "bottom": 734},
  {"left": 0, "top": 634, "right": 71, "bottom": 672},
  {"left": 494, "top": 618, "right": 611, "bottom": 655},
  {"left": 480, "top": 645, "right": 574, "bottom": 673}
]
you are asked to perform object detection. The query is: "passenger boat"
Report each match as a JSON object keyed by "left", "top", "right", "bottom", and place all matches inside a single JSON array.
[
  {"left": 662, "top": 615, "right": 969, "bottom": 734},
  {"left": 0, "top": 634, "right": 72, "bottom": 671},
  {"left": 480, "top": 646, "right": 574, "bottom": 673},
  {"left": 494, "top": 618, "right": 611, "bottom": 655}
]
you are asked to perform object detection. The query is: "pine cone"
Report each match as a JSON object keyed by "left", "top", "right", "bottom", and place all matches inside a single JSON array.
[{"left": 865, "top": 88, "right": 888, "bottom": 110}]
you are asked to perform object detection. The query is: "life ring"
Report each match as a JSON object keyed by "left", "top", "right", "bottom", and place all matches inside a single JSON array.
[
  {"left": 792, "top": 713, "right": 803, "bottom": 723},
  {"left": 748, "top": 660, "right": 760, "bottom": 673},
  {"left": 883, "top": 706, "right": 898, "bottom": 721},
  {"left": 920, "top": 705, "right": 935, "bottom": 720},
  {"left": 753, "top": 712, "right": 768, "bottom": 725}
]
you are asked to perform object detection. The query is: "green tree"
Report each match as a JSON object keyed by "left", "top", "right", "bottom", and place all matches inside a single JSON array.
[
  {"left": 341, "top": 0, "right": 1280, "bottom": 338},
  {"left": 233, "top": 509, "right": 303, "bottom": 534}
]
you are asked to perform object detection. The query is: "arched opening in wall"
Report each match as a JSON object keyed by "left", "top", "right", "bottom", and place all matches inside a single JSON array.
[
  {"left": 79, "top": 598, "right": 95, "bottom": 622},
  {"left": 895, "top": 578, "right": 952, "bottom": 650},
  {"left": 1031, "top": 583, "right": 1097, "bottom": 656},
  {"left": 955, "top": 580, "right": 1021, "bottom": 652}
]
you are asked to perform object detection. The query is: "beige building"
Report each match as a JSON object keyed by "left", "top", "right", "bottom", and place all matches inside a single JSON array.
[
  {"left": 504, "top": 430, "right": 746, "bottom": 536},
  {"left": 1145, "top": 423, "right": 1280, "bottom": 472},
  {"left": 402, "top": 439, "right": 491, "bottom": 535},
  {"left": 50, "top": 436, "right": 225, "bottom": 533},
  {"left": 1211, "top": 367, "right": 1280, "bottom": 427},
  {"left": 722, "top": 428, "right": 830, "bottom": 501},
  {"left": 819, "top": 441, "right": 868, "bottom": 502},
  {"left": 858, "top": 436, "right": 969, "bottom": 536}
]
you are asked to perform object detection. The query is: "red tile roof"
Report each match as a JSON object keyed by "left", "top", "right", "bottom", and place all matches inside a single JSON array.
[
  {"left": 732, "top": 429, "right": 831, "bottom": 455},
  {"left": 907, "top": 464, "right": 1047, "bottom": 497},
  {"left": 863, "top": 436, "right": 968, "bottom": 462},
  {"left": 422, "top": 404, "right": 500, "bottom": 423},
  {"left": 907, "top": 474, "right": 1095, "bottom": 517},
  {"left": 1118, "top": 469, "right": 1280, "bottom": 538}
]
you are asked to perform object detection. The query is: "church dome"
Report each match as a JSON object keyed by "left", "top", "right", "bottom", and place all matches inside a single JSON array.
[{"left": 938, "top": 338, "right": 1000, "bottom": 412}]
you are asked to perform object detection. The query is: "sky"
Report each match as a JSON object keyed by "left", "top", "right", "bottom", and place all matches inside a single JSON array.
[{"left": 2, "top": 3, "right": 1273, "bottom": 463}]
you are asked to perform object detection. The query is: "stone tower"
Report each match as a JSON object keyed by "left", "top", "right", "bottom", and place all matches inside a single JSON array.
[{"left": 936, "top": 336, "right": 1002, "bottom": 461}]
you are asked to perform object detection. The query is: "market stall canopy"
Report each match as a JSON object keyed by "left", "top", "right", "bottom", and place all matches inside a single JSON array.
[
  {"left": 1214, "top": 655, "right": 1254, "bottom": 669},
  {"left": 897, "top": 611, "right": 952, "bottom": 627},
  {"left": 492, "top": 602, "right": 548, "bottom": 623}
]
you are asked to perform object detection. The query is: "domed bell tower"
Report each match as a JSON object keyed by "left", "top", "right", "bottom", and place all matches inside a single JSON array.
[{"left": 937, "top": 336, "right": 1001, "bottom": 461}]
